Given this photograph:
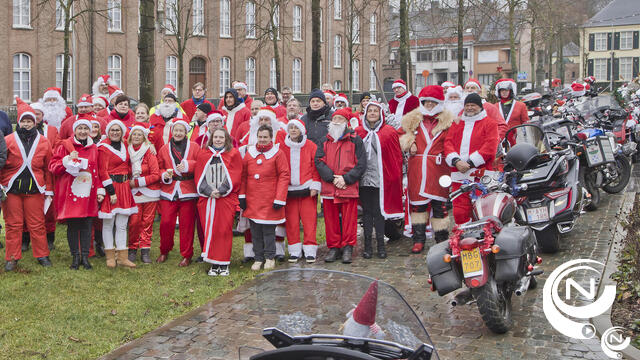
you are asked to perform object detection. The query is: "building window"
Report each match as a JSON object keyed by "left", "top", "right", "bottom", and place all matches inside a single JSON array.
[
  {"left": 189, "top": 57, "right": 206, "bottom": 89},
  {"left": 292, "top": 58, "right": 302, "bottom": 93},
  {"left": 55, "top": 1, "right": 65, "bottom": 30},
  {"left": 270, "top": 5, "right": 280, "bottom": 40},
  {"left": 219, "top": 57, "right": 230, "bottom": 95},
  {"left": 56, "top": 54, "right": 72, "bottom": 99},
  {"left": 594, "top": 58, "right": 607, "bottom": 79},
  {"left": 451, "top": 48, "right": 468, "bottom": 60},
  {"left": 620, "top": 31, "right": 633, "bottom": 50},
  {"left": 107, "top": 0, "right": 122, "bottom": 32},
  {"left": 369, "top": 13, "right": 377, "bottom": 45},
  {"left": 246, "top": 57, "right": 256, "bottom": 94},
  {"left": 165, "top": 56, "right": 178, "bottom": 88},
  {"left": 192, "top": 0, "right": 204, "bottom": 35},
  {"left": 478, "top": 74, "right": 495, "bottom": 87},
  {"left": 334, "top": 35, "right": 342, "bottom": 68},
  {"left": 293, "top": 5, "right": 302, "bottom": 41},
  {"left": 334, "top": 0, "right": 341, "bottom": 19},
  {"left": 594, "top": 33, "right": 607, "bottom": 51},
  {"left": 369, "top": 59, "right": 377, "bottom": 90},
  {"left": 351, "top": 15, "right": 360, "bottom": 44},
  {"left": 245, "top": 1, "right": 256, "bottom": 38},
  {"left": 220, "top": 0, "right": 231, "bottom": 37},
  {"left": 13, "top": 0, "right": 30, "bottom": 28},
  {"left": 319, "top": 8, "right": 323, "bottom": 42},
  {"left": 619, "top": 57, "right": 633, "bottom": 80},
  {"left": 352, "top": 59, "right": 360, "bottom": 91},
  {"left": 164, "top": 0, "right": 177, "bottom": 34},
  {"left": 417, "top": 50, "right": 432, "bottom": 62},
  {"left": 270, "top": 58, "right": 277, "bottom": 89},
  {"left": 13, "top": 53, "right": 31, "bottom": 101},
  {"left": 333, "top": 80, "right": 342, "bottom": 91},
  {"left": 435, "top": 49, "right": 447, "bottom": 62},
  {"left": 108, "top": 55, "right": 122, "bottom": 87}
]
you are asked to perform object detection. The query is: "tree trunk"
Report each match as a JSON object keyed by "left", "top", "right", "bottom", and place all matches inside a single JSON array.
[
  {"left": 311, "top": 0, "right": 321, "bottom": 89},
  {"left": 61, "top": 1, "right": 71, "bottom": 102},
  {"left": 508, "top": 0, "right": 518, "bottom": 79},
  {"left": 558, "top": 33, "right": 564, "bottom": 83},
  {"left": 547, "top": 36, "right": 553, "bottom": 89},
  {"left": 138, "top": 0, "right": 155, "bottom": 106},
  {"left": 398, "top": 0, "right": 409, "bottom": 82},
  {"left": 273, "top": 34, "right": 281, "bottom": 91},
  {"left": 530, "top": 26, "right": 536, "bottom": 91},
  {"left": 457, "top": 0, "right": 464, "bottom": 85}
]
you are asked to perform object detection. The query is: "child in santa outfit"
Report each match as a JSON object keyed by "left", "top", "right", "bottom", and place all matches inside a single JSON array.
[
  {"left": 1, "top": 98, "right": 54, "bottom": 271},
  {"left": 49, "top": 118, "right": 103, "bottom": 270},
  {"left": 239, "top": 125, "right": 290, "bottom": 271},
  {"left": 354, "top": 101, "right": 404, "bottom": 259},
  {"left": 399, "top": 85, "right": 454, "bottom": 253},
  {"left": 97, "top": 120, "right": 139, "bottom": 268},
  {"left": 156, "top": 120, "right": 201, "bottom": 266},
  {"left": 281, "top": 119, "right": 321, "bottom": 263},
  {"left": 315, "top": 108, "right": 367, "bottom": 264},
  {"left": 195, "top": 128, "right": 243, "bottom": 276},
  {"left": 127, "top": 124, "right": 160, "bottom": 264}
]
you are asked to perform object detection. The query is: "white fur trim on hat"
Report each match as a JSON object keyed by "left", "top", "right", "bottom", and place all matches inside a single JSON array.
[
  {"left": 392, "top": 80, "right": 407, "bottom": 90},
  {"left": 73, "top": 119, "right": 92, "bottom": 132},
  {"left": 441, "top": 81, "right": 455, "bottom": 88},
  {"left": 286, "top": 119, "right": 306, "bottom": 135},
  {"left": 43, "top": 90, "right": 64, "bottom": 102},
  {"left": 106, "top": 119, "right": 127, "bottom": 135},
  {"left": 334, "top": 94, "right": 349, "bottom": 106},
  {"left": 495, "top": 79, "right": 517, "bottom": 98},
  {"left": 93, "top": 97, "right": 107, "bottom": 108},
  {"left": 257, "top": 109, "right": 277, "bottom": 123},
  {"left": 171, "top": 119, "right": 191, "bottom": 133},
  {"left": 19, "top": 112, "right": 36, "bottom": 122},
  {"left": 234, "top": 82, "right": 248, "bottom": 91},
  {"left": 130, "top": 125, "right": 150, "bottom": 138},
  {"left": 77, "top": 96, "right": 93, "bottom": 107},
  {"left": 30, "top": 102, "right": 44, "bottom": 113},
  {"left": 445, "top": 86, "right": 464, "bottom": 101},
  {"left": 206, "top": 112, "right": 225, "bottom": 123},
  {"left": 109, "top": 90, "right": 124, "bottom": 102}
]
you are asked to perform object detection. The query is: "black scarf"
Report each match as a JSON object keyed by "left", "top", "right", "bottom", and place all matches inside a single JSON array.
[
  {"left": 170, "top": 138, "right": 187, "bottom": 164},
  {"left": 110, "top": 140, "right": 122, "bottom": 151},
  {"left": 306, "top": 105, "right": 330, "bottom": 122},
  {"left": 17, "top": 126, "right": 38, "bottom": 154},
  {"left": 76, "top": 137, "right": 88, "bottom": 146}
]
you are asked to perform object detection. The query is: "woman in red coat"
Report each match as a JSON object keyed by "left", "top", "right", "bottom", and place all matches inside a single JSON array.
[
  {"left": 194, "top": 128, "right": 242, "bottom": 276},
  {"left": 107, "top": 95, "right": 136, "bottom": 127},
  {"left": 97, "top": 120, "right": 138, "bottom": 268},
  {"left": 127, "top": 124, "right": 160, "bottom": 264},
  {"left": 156, "top": 120, "right": 200, "bottom": 266},
  {"left": 49, "top": 118, "right": 103, "bottom": 270}
]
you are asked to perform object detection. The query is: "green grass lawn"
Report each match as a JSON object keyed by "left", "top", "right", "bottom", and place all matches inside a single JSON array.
[{"left": 0, "top": 218, "right": 327, "bottom": 360}]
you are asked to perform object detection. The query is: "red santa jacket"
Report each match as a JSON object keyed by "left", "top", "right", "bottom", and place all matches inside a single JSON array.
[
  {"left": 221, "top": 103, "right": 252, "bottom": 140},
  {"left": 129, "top": 143, "right": 161, "bottom": 200},
  {"left": 148, "top": 112, "right": 185, "bottom": 152},
  {"left": 493, "top": 100, "right": 529, "bottom": 143},
  {"left": 400, "top": 108, "right": 454, "bottom": 204},
  {"left": 354, "top": 121, "right": 404, "bottom": 218},
  {"left": 217, "top": 95, "right": 253, "bottom": 111},
  {"left": 315, "top": 129, "right": 367, "bottom": 199},
  {"left": 483, "top": 102, "right": 508, "bottom": 140},
  {"left": 388, "top": 92, "right": 420, "bottom": 120},
  {"left": 1, "top": 132, "right": 53, "bottom": 195},
  {"left": 239, "top": 144, "right": 290, "bottom": 224},
  {"left": 194, "top": 147, "right": 243, "bottom": 199},
  {"left": 240, "top": 127, "right": 287, "bottom": 147},
  {"left": 107, "top": 109, "right": 136, "bottom": 128},
  {"left": 281, "top": 135, "right": 321, "bottom": 193},
  {"left": 97, "top": 139, "right": 132, "bottom": 186},
  {"left": 157, "top": 140, "right": 200, "bottom": 200},
  {"left": 267, "top": 102, "right": 287, "bottom": 119},
  {"left": 181, "top": 99, "right": 213, "bottom": 121},
  {"left": 444, "top": 110, "right": 499, "bottom": 180},
  {"left": 40, "top": 124, "right": 59, "bottom": 151},
  {"left": 48, "top": 137, "right": 102, "bottom": 220},
  {"left": 59, "top": 113, "right": 105, "bottom": 139}
]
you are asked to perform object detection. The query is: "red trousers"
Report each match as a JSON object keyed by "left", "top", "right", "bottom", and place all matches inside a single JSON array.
[
  {"left": 159, "top": 199, "right": 197, "bottom": 258},
  {"left": 3, "top": 193, "right": 49, "bottom": 260},
  {"left": 285, "top": 196, "right": 318, "bottom": 256},
  {"left": 129, "top": 201, "right": 157, "bottom": 249},
  {"left": 323, "top": 198, "right": 358, "bottom": 249},
  {"left": 197, "top": 196, "right": 236, "bottom": 265},
  {"left": 22, "top": 202, "right": 56, "bottom": 233},
  {"left": 452, "top": 183, "right": 474, "bottom": 225}
]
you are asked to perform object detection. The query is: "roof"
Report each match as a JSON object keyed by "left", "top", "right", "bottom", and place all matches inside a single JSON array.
[
  {"left": 477, "top": 16, "right": 521, "bottom": 43},
  {"left": 583, "top": 0, "right": 640, "bottom": 27},
  {"left": 552, "top": 42, "right": 580, "bottom": 58}
]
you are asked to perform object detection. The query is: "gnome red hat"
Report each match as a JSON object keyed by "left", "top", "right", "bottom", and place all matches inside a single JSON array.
[
  {"left": 342, "top": 280, "right": 385, "bottom": 340},
  {"left": 392, "top": 79, "right": 407, "bottom": 91},
  {"left": 418, "top": 85, "right": 445, "bottom": 104},
  {"left": 162, "top": 84, "right": 177, "bottom": 96},
  {"left": 77, "top": 94, "right": 93, "bottom": 107},
  {"left": 334, "top": 93, "right": 349, "bottom": 106},
  {"left": 571, "top": 82, "right": 585, "bottom": 97},
  {"left": 286, "top": 119, "right": 306, "bottom": 136},
  {"left": 464, "top": 78, "right": 482, "bottom": 90},
  {"left": 495, "top": 78, "right": 517, "bottom": 98},
  {"left": 14, "top": 96, "right": 37, "bottom": 122}
]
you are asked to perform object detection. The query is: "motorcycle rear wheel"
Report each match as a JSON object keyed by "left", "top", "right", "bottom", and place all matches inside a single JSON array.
[
  {"left": 471, "top": 277, "right": 513, "bottom": 334},
  {"left": 603, "top": 157, "right": 631, "bottom": 194},
  {"left": 535, "top": 227, "right": 559, "bottom": 254}
]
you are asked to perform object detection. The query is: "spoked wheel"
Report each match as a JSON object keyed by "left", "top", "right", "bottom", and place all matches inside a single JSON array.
[
  {"left": 471, "top": 277, "right": 513, "bottom": 334},
  {"left": 603, "top": 156, "right": 631, "bottom": 194}
]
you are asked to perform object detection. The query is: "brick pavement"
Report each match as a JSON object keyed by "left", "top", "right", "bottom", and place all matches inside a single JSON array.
[{"left": 102, "top": 192, "right": 627, "bottom": 360}]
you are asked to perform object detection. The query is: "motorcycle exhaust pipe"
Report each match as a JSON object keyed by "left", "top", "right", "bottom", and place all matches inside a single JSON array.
[
  {"left": 451, "top": 289, "right": 474, "bottom": 306},
  {"left": 515, "top": 276, "right": 531, "bottom": 297}
]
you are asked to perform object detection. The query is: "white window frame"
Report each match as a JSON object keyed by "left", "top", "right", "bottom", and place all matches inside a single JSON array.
[
  {"left": 220, "top": 0, "right": 231, "bottom": 38},
  {"left": 319, "top": 59, "right": 323, "bottom": 84},
  {"left": 164, "top": 0, "right": 177, "bottom": 35},
  {"left": 333, "top": 80, "right": 342, "bottom": 91},
  {"left": 55, "top": 1, "right": 64, "bottom": 30},
  {"left": 13, "top": 53, "right": 31, "bottom": 101},
  {"left": 270, "top": 58, "right": 277, "bottom": 89},
  {"left": 619, "top": 57, "right": 633, "bottom": 80},
  {"left": 165, "top": 56, "right": 178, "bottom": 88},
  {"left": 334, "top": 0, "right": 341, "bottom": 20},
  {"left": 351, "top": 15, "right": 360, "bottom": 44},
  {"left": 594, "top": 32, "right": 607, "bottom": 51},
  {"left": 192, "top": 0, "right": 204, "bottom": 35},
  {"left": 107, "top": 0, "right": 122, "bottom": 32},
  {"left": 246, "top": 57, "right": 256, "bottom": 94},
  {"left": 292, "top": 58, "right": 302, "bottom": 93},
  {"left": 13, "top": 0, "right": 30, "bottom": 28},
  {"left": 219, "top": 57, "right": 231, "bottom": 96},
  {"left": 352, "top": 59, "right": 360, "bottom": 91},
  {"left": 369, "top": 59, "right": 377, "bottom": 90},
  {"left": 108, "top": 55, "right": 122, "bottom": 87},
  {"left": 620, "top": 31, "right": 633, "bottom": 50},
  {"left": 56, "top": 54, "right": 73, "bottom": 99},
  {"left": 334, "top": 35, "right": 342, "bottom": 68},
  {"left": 594, "top": 58, "right": 607, "bottom": 80},
  {"left": 245, "top": 1, "right": 256, "bottom": 39},
  {"left": 293, "top": 5, "right": 302, "bottom": 41},
  {"left": 369, "top": 13, "right": 377, "bottom": 45}
]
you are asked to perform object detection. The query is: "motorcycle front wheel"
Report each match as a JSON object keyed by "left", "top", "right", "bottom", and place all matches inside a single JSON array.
[
  {"left": 535, "top": 227, "right": 559, "bottom": 254},
  {"left": 471, "top": 277, "right": 513, "bottom": 334},
  {"left": 603, "top": 156, "right": 631, "bottom": 194}
]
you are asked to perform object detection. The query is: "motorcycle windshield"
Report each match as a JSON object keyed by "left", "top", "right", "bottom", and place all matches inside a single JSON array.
[
  {"left": 574, "top": 95, "right": 622, "bottom": 121},
  {"left": 504, "top": 124, "right": 550, "bottom": 153},
  {"left": 238, "top": 269, "right": 439, "bottom": 360}
]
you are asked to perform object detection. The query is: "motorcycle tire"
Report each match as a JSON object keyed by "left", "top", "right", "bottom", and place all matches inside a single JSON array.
[
  {"left": 535, "top": 227, "right": 559, "bottom": 254},
  {"left": 603, "top": 156, "right": 631, "bottom": 194},
  {"left": 471, "top": 277, "right": 513, "bottom": 334}
]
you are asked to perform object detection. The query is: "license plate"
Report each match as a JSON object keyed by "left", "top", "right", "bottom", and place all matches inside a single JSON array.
[
  {"left": 526, "top": 206, "right": 549, "bottom": 223},
  {"left": 461, "top": 248, "right": 483, "bottom": 278}
]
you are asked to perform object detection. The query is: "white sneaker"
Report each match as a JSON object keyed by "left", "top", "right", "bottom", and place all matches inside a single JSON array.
[
  {"left": 251, "top": 261, "right": 263, "bottom": 271},
  {"left": 264, "top": 259, "right": 275, "bottom": 270},
  {"left": 207, "top": 265, "right": 219, "bottom": 276},
  {"left": 218, "top": 265, "right": 229, "bottom": 276}
]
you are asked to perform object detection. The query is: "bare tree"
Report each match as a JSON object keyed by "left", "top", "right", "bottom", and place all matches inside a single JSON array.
[
  {"left": 398, "top": 0, "right": 410, "bottom": 85},
  {"left": 138, "top": 0, "right": 155, "bottom": 106},
  {"left": 159, "top": 0, "right": 197, "bottom": 99},
  {"left": 311, "top": 0, "right": 321, "bottom": 89}
]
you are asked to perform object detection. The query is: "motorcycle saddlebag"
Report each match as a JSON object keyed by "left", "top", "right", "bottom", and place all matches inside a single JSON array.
[
  {"left": 426, "top": 241, "right": 462, "bottom": 296},
  {"left": 493, "top": 225, "right": 532, "bottom": 283}
]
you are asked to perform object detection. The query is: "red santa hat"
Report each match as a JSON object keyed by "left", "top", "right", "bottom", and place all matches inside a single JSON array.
[
  {"left": 324, "top": 89, "right": 336, "bottom": 100},
  {"left": 584, "top": 76, "right": 596, "bottom": 83},
  {"left": 105, "top": 119, "right": 127, "bottom": 135},
  {"left": 206, "top": 110, "right": 225, "bottom": 124},
  {"left": 72, "top": 118, "right": 93, "bottom": 132},
  {"left": 445, "top": 85, "right": 464, "bottom": 101},
  {"left": 171, "top": 119, "right": 191, "bottom": 133},
  {"left": 77, "top": 93, "right": 93, "bottom": 107},
  {"left": 392, "top": 79, "right": 407, "bottom": 90},
  {"left": 571, "top": 82, "right": 586, "bottom": 97},
  {"left": 418, "top": 85, "right": 445, "bottom": 104},
  {"left": 162, "top": 84, "right": 177, "bottom": 96},
  {"left": 334, "top": 93, "right": 349, "bottom": 106},
  {"left": 129, "top": 123, "right": 151, "bottom": 138},
  {"left": 14, "top": 96, "right": 37, "bottom": 122},
  {"left": 464, "top": 78, "right": 482, "bottom": 90},
  {"left": 92, "top": 75, "right": 116, "bottom": 95},
  {"left": 108, "top": 85, "right": 124, "bottom": 102},
  {"left": 494, "top": 78, "right": 517, "bottom": 98},
  {"left": 93, "top": 95, "right": 108, "bottom": 108},
  {"left": 256, "top": 106, "right": 277, "bottom": 123},
  {"left": 353, "top": 280, "right": 378, "bottom": 326},
  {"left": 332, "top": 107, "right": 353, "bottom": 122},
  {"left": 43, "top": 87, "right": 64, "bottom": 101},
  {"left": 286, "top": 119, "right": 306, "bottom": 135},
  {"left": 90, "top": 118, "right": 103, "bottom": 128},
  {"left": 233, "top": 82, "right": 248, "bottom": 91},
  {"left": 441, "top": 81, "right": 455, "bottom": 88}
]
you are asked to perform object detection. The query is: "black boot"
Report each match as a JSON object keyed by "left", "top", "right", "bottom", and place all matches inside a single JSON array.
[
  {"left": 324, "top": 248, "right": 340, "bottom": 263},
  {"left": 362, "top": 238, "right": 373, "bottom": 259},
  {"left": 94, "top": 229, "right": 105, "bottom": 257},
  {"left": 81, "top": 255, "right": 92, "bottom": 270},
  {"left": 37, "top": 256, "right": 52, "bottom": 267},
  {"left": 434, "top": 230, "right": 449, "bottom": 244},
  {"left": 341, "top": 245, "right": 353, "bottom": 264},
  {"left": 70, "top": 254, "right": 80, "bottom": 270},
  {"left": 411, "top": 224, "right": 427, "bottom": 253},
  {"left": 128, "top": 249, "right": 137, "bottom": 263},
  {"left": 140, "top": 249, "right": 152, "bottom": 264},
  {"left": 21, "top": 232, "right": 30, "bottom": 252},
  {"left": 376, "top": 236, "right": 387, "bottom": 259},
  {"left": 46, "top": 232, "right": 55, "bottom": 251}
]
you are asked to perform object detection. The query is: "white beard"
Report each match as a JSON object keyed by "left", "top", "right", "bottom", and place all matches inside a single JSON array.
[
  {"left": 42, "top": 100, "right": 68, "bottom": 129},
  {"left": 420, "top": 103, "right": 444, "bottom": 117},
  {"left": 328, "top": 122, "right": 346, "bottom": 142},
  {"left": 156, "top": 103, "right": 177, "bottom": 118},
  {"left": 444, "top": 100, "right": 464, "bottom": 116}
]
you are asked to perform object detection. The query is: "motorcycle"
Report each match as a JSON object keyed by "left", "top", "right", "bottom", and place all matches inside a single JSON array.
[
  {"left": 239, "top": 269, "right": 439, "bottom": 360},
  {"left": 426, "top": 174, "right": 541, "bottom": 334}
]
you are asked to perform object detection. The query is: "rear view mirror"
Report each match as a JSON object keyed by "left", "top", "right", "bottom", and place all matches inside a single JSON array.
[{"left": 439, "top": 175, "right": 452, "bottom": 188}]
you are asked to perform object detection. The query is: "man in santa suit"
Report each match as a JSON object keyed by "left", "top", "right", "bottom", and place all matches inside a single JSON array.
[
  {"left": 463, "top": 78, "right": 508, "bottom": 139},
  {"left": 180, "top": 82, "right": 213, "bottom": 121},
  {"left": 190, "top": 102, "right": 212, "bottom": 141},
  {"left": 334, "top": 93, "right": 349, "bottom": 110},
  {"left": 41, "top": 87, "right": 71, "bottom": 130},
  {"left": 281, "top": 119, "right": 321, "bottom": 263},
  {"left": 263, "top": 87, "right": 286, "bottom": 119},
  {"left": 278, "top": 98, "right": 302, "bottom": 129},
  {"left": 444, "top": 93, "right": 499, "bottom": 224},
  {"left": 149, "top": 93, "right": 186, "bottom": 151},
  {"left": 388, "top": 79, "right": 420, "bottom": 125},
  {"left": 324, "top": 90, "right": 336, "bottom": 109},
  {"left": 441, "top": 81, "right": 455, "bottom": 93},
  {"left": 239, "top": 106, "right": 286, "bottom": 146},
  {"left": 59, "top": 94, "right": 101, "bottom": 139},
  {"left": 1, "top": 98, "right": 54, "bottom": 271},
  {"left": 400, "top": 85, "right": 454, "bottom": 253},
  {"left": 220, "top": 88, "right": 252, "bottom": 140},
  {"left": 354, "top": 101, "right": 404, "bottom": 259},
  {"left": 234, "top": 81, "right": 253, "bottom": 110},
  {"left": 493, "top": 78, "right": 528, "bottom": 144},
  {"left": 92, "top": 74, "right": 117, "bottom": 99}
]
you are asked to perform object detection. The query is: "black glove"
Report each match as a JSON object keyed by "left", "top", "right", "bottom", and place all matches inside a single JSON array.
[
  {"left": 239, "top": 198, "right": 247, "bottom": 210},
  {"left": 273, "top": 203, "right": 284, "bottom": 210}
]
